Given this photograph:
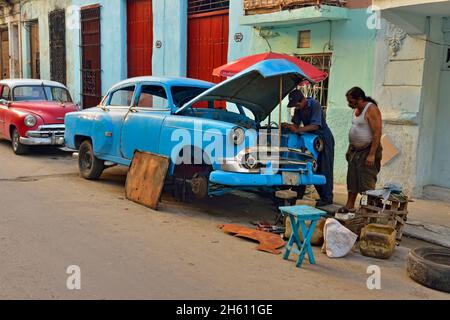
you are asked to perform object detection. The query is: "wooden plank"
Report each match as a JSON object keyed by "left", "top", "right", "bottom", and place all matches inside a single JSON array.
[
  {"left": 125, "top": 151, "right": 169, "bottom": 210},
  {"left": 381, "top": 134, "right": 399, "bottom": 166}
]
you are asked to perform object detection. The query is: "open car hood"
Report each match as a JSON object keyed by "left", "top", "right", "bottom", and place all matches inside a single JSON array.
[{"left": 176, "top": 59, "right": 312, "bottom": 122}]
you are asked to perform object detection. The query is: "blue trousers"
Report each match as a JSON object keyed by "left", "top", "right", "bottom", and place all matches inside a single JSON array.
[{"left": 315, "top": 130, "right": 335, "bottom": 203}]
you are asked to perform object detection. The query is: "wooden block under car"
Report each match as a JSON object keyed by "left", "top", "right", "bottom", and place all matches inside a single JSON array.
[{"left": 125, "top": 151, "right": 170, "bottom": 210}]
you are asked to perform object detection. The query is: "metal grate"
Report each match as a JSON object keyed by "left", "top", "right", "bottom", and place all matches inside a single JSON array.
[
  {"left": 80, "top": 5, "right": 102, "bottom": 108},
  {"left": 296, "top": 53, "right": 332, "bottom": 109},
  {"left": 188, "top": 0, "right": 229, "bottom": 15},
  {"left": 49, "top": 9, "right": 67, "bottom": 85}
]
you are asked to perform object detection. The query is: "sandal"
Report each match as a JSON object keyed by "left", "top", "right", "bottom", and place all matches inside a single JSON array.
[{"left": 336, "top": 207, "right": 356, "bottom": 214}]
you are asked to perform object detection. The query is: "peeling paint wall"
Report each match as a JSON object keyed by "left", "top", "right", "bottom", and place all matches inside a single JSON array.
[
  {"left": 0, "top": 1, "right": 22, "bottom": 78},
  {"left": 374, "top": 9, "right": 448, "bottom": 197},
  {"left": 21, "top": 0, "right": 73, "bottom": 85},
  {"left": 372, "top": 19, "right": 427, "bottom": 195}
]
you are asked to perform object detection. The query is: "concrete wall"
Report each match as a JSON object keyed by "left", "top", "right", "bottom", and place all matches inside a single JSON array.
[
  {"left": 229, "top": 4, "right": 378, "bottom": 184},
  {"left": 373, "top": 11, "right": 449, "bottom": 196},
  {"left": 21, "top": 0, "right": 73, "bottom": 84},
  {"left": 0, "top": 1, "right": 22, "bottom": 78},
  {"left": 372, "top": 19, "right": 427, "bottom": 195},
  {"left": 429, "top": 18, "right": 450, "bottom": 188}
]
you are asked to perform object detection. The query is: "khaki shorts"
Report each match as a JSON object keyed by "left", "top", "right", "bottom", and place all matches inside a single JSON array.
[{"left": 347, "top": 146, "right": 382, "bottom": 194}]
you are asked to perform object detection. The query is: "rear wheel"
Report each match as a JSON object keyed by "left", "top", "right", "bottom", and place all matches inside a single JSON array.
[
  {"left": 11, "top": 128, "right": 29, "bottom": 155},
  {"left": 78, "top": 140, "right": 105, "bottom": 180}
]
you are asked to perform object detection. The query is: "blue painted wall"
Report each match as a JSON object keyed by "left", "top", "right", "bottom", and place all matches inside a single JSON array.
[{"left": 152, "top": 0, "right": 187, "bottom": 77}]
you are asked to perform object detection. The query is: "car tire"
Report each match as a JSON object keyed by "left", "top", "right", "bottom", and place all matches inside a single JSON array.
[
  {"left": 78, "top": 140, "right": 105, "bottom": 180},
  {"left": 407, "top": 247, "right": 450, "bottom": 293},
  {"left": 11, "top": 128, "right": 29, "bottom": 155}
]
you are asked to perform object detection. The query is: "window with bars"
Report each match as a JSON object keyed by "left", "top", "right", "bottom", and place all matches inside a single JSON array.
[
  {"left": 188, "top": 0, "right": 229, "bottom": 15},
  {"left": 295, "top": 53, "right": 332, "bottom": 109}
]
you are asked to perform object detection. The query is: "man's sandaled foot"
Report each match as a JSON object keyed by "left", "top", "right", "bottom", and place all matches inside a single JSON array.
[{"left": 336, "top": 207, "right": 356, "bottom": 214}]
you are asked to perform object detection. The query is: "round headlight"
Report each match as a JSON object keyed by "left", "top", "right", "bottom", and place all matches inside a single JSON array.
[
  {"left": 24, "top": 114, "right": 37, "bottom": 128},
  {"left": 231, "top": 127, "right": 245, "bottom": 145},
  {"left": 243, "top": 153, "right": 258, "bottom": 170},
  {"left": 314, "top": 137, "right": 325, "bottom": 153}
]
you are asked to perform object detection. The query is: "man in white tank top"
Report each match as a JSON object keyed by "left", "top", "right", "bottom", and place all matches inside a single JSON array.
[{"left": 338, "top": 87, "right": 383, "bottom": 214}]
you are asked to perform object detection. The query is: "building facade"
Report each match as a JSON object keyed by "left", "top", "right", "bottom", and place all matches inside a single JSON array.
[
  {"left": 373, "top": 0, "right": 450, "bottom": 200},
  {"left": 0, "top": 0, "right": 448, "bottom": 199},
  {"left": 0, "top": 0, "right": 21, "bottom": 80}
]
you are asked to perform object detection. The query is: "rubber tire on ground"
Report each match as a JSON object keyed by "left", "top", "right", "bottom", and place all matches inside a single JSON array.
[
  {"left": 78, "top": 140, "right": 105, "bottom": 180},
  {"left": 407, "top": 247, "right": 450, "bottom": 293},
  {"left": 11, "top": 128, "right": 29, "bottom": 155}
]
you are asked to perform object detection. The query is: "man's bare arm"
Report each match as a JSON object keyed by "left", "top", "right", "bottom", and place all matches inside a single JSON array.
[{"left": 366, "top": 105, "right": 383, "bottom": 166}]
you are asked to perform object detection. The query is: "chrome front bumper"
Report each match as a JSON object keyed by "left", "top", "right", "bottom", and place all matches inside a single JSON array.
[
  {"left": 220, "top": 146, "right": 317, "bottom": 174},
  {"left": 20, "top": 124, "right": 65, "bottom": 146}
]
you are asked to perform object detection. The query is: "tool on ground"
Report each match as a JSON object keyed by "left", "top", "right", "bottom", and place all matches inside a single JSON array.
[{"left": 279, "top": 205, "right": 326, "bottom": 268}]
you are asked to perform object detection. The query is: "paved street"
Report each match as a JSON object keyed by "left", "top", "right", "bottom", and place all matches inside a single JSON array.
[{"left": 0, "top": 140, "right": 448, "bottom": 300}]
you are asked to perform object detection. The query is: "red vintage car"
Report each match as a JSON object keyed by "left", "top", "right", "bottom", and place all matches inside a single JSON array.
[{"left": 0, "top": 79, "right": 80, "bottom": 155}]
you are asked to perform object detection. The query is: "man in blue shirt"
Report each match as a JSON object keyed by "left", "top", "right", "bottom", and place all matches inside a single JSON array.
[{"left": 282, "top": 90, "right": 335, "bottom": 207}]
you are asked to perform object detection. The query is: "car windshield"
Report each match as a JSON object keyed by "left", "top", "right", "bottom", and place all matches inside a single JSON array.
[
  {"left": 171, "top": 86, "right": 209, "bottom": 107},
  {"left": 13, "top": 85, "right": 72, "bottom": 103}
]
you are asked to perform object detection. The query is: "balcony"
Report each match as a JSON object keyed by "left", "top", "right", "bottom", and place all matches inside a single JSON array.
[
  {"left": 244, "top": 0, "right": 346, "bottom": 15},
  {"left": 240, "top": 0, "right": 349, "bottom": 27}
]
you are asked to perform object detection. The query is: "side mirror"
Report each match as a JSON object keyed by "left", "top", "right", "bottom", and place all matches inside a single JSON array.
[{"left": 0, "top": 99, "right": 10, "bottom": 107}]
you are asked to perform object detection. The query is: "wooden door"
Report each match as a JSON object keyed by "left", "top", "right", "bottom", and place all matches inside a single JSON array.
[
  {"left": 127, "top": 0, "right": 153, "bottom": 78},
  {"left": 29, "top": 21, "right": 40, "bottom": 79},
  {"left": 81, "top": 5, "right": 102, "bottom": 108},
  {"left": 187, "top": 1, "right": 229, "bottom": 84},
  {"left": 0, "top": 29, "right": 9, "bottom": 79}
]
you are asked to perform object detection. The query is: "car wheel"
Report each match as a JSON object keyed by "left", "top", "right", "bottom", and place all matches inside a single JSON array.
[
  {"left": 407, "top": 247, "right": 450, "bottom": 293},
  {"left": 11, "top": 128, "right": 29, "bottom": 155},
  {"left": 78, "top": 140, "right": 105, "bottom": 180}
]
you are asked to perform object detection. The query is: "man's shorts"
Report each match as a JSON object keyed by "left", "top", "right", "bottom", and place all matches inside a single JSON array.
[{"left": 347, "top": 146, "right": 382, "bottom": 194}]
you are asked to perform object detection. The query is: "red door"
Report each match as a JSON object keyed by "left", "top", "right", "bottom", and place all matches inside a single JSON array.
[
  {"left": 127, "top": 0, "right": 153, "bottom": 78},
  {"left": 81, "top": 5, "right": 101, "bottom": 108},
  {"left": 187, "top": 9, "right": 229, "bottom": 84}
]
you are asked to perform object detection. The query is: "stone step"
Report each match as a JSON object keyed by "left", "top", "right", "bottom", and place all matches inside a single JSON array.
[{"left": 423, "top": 185, "right": 450, "bottom": 202}]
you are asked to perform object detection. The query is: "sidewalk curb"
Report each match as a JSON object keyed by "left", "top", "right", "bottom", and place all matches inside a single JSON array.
[{"left": 404, "top": 220, "right": 450, "bottom": 248}]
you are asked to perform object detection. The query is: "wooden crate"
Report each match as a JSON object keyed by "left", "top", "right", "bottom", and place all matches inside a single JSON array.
[
  {"left": 338, "top": 215, "right": 367, "bottom": 238},
  {"left": 358, "top": 194, "right": 409, "bottom": 241}
]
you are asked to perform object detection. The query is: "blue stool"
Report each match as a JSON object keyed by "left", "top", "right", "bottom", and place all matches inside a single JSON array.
[{"left": 279, "top": 205, "right": 327, "bottom": 268}]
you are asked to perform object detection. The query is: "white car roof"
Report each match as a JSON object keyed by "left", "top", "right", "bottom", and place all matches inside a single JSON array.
[{"left": 0, "top": 79, "right": 68, "bottom": 89}]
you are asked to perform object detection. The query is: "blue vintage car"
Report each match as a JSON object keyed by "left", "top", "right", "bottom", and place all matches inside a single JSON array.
[{"left": 65, "top": 59, "right": 326, "bottom": 198}]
